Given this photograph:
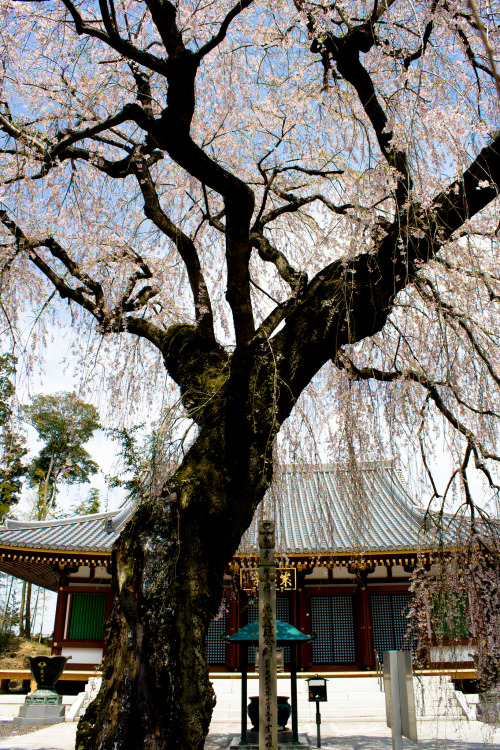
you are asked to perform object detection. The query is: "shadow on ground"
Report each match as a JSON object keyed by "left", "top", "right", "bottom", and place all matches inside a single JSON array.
[
  {"left": 205, "top": 735, "right": 499, "bottom": 750},
  {"left": 318, "top": 738, "right": 498, "bottom": 750}
]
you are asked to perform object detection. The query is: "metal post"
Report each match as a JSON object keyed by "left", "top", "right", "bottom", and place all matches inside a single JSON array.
[
  {"left": 290, "top": 643, "right": 298, "bottom": 743},
  {"left": 315, "top": 700, "right": 321, "bottom": 748},
  {"left": 258, "top": 520, "right": 277, "bottom": 750}
]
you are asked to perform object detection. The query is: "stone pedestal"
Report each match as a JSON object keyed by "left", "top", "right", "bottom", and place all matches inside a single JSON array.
[
  {"left": 229, "top": 732, "right": 309, "bottom": 749},
  {"left": 13, "top": 689, "right": 65, "bottom": 726}
]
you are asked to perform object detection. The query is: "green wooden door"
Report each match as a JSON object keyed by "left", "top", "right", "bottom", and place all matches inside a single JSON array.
[{"left": 68, "top": 593, "right": 107, "bottom": 640}]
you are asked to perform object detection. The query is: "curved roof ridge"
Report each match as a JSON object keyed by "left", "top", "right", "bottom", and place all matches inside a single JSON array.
[{"left": 2, "top": 500, "right": 134, "bottom": 531}]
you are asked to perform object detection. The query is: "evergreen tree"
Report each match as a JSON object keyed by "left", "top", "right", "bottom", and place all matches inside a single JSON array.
[
  {"left": 70, "top": 487, "right": 101, "bottom": 516},
  {"left": 23, "top": 393, "right": 101, "bottom": 520},
  {"left": 19, "top": 393, "right": 101, "bottom": 636},
  {"left": 0, "top": 354, "right": 27, "bottom": 519}
]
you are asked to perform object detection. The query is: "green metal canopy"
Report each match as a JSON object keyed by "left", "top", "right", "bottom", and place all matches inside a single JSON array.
[{"left": 225, "top": 619, "right": 313, "bottom": 644}]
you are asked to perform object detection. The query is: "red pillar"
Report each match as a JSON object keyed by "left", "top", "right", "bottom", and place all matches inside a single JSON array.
[
  {"left": 299, "top": 590, "right": 312, "bottom": 670},
  {"left": 51, "top": 587, "right": 68, "bottom": 655},
  {"left": 353, "top": 578, "right": 374, "bottom": 669}
]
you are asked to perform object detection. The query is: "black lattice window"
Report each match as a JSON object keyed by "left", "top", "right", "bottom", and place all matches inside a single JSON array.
[
  {"left": 310, "top": 596, "right": 356, "bottom": 663},
  {"left": 246, "top": 597, "right": 291, "bottom": 663},
  {"left": 206, "top": 603, "right": 226, "bottom": 665},
  {"left": 371, "top": 593, "right": 413, "bottom": 661}
]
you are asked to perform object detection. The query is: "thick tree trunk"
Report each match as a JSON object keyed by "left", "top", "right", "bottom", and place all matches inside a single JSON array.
[
  {"left": 76, "top": 434, "right": 269, "bottom": 750},
  {"left": 76, "top": 503, "right": 213, "bottom": 749},
  {"left": 76, "top": 332, "right": 287, "bottom": 749}
]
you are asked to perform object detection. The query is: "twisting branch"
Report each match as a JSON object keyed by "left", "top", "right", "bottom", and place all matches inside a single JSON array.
[
  {"left": 306, "top": 9, "right": 412, "bottom": 206},
  {"left": 129, "top": 62, "right": 155, "bottom": 117},
  {"left": 336, "top": 351, "right": 500, "bottom": 464},
  {"left": 249, "top": 232, "right": 306, "bottom": 294},
  {"left": 61, "top": 0, "right": 172, "bottom": 76},
  {"left": 258, "top": 190, "right": 353, "bottom": 227},
  {"left": 0, "top": 209, "right": 165, "bottom": 350},
  {"left": 0, "top": 112, "right": 46, "bottom": 155},
  {"left": 0, "top": 102, "right": 157, "bottom": 183},
  {"left": 17, "top": 0, "right": 258, "bottom": 346},
  {"left": 116, "top": 247, "right": 157, "bottom": 313},
  {"left": 132, "top": 156, "right": 216, "bottom": 343},
  {"left": 402, "top": 0, "right": 438, "bottom": 69},
  {"left": 50, "top": 104, "right": 150, "bottom": 161},
  {"left": 196, "top": 0, "right": 254, "bottom": 60}
]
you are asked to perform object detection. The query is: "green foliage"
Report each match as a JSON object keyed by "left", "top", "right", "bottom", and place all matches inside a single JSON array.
[
  {"left": 70, "top": 487, "right": 101, "bottom": 516},
  {"left": 23, "top": 393, "right": 101, "bottom": 519},
  {"left": 0, "top": 354, "right": 16, "bottom": 426},
  {"left": 107, "top": 426, "right": 144, "bottom": 500},
  {"left": 107, "top": 424, "right": 181, "bottom": 503},
  {"left": 432, "top": 592, "right": 469, "bottom": 640},
  {"left": 0, "top": 629, "right": 15, "bottom": 653},
  {"left": 24, "top": 392, "right": 100, "bottom": 448},
  {"left": 0, "top": 354, "right": 27, "bottom": 518}
]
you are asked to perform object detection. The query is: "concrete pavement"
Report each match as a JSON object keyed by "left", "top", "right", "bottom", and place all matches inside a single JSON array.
[
  {"left": 0, "top": 717, "right": 498, "bottom": 750},
  {"left": 1, "top": 675, "right": 499, "bottom": 750},
  {"left": 0, "top": 721, "right": 76, "bottom": 750}
]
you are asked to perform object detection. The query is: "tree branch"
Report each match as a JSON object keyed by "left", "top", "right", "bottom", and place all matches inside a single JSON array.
[
  {"left": 62, "top": 0, "right": 172, "bottom": 76},
  {"left": 258, "top": 191, "right": 353, "bottom": 227},
  {"left": 309, "top": 12, "right": 412, "bottom": 205},
  {"left": 336, "top": 351, "right": 500, "bottom": 464},
  {"left": 270, "top": 135, "right": 500, "bottom": 424},
  {"left": 132, "top": 156, "right": 216, "bottom": 343},
  {"left": 0, "top": 209, "right": 166, "bottom": 351},
  {"left": 415, "top": 276, "right": 500, "bottom": 391},
  {"left": 196, "top": 0, "right": 254, "bottom": 60},
  {"left": 53, "top": 0, "right": 258, "bottom": 346},
  {"left": 249, "top": 232, "right": 307, "bottom": 293}
]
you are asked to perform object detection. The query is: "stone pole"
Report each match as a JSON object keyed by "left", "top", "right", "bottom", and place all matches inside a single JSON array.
[{"left": 258, "top": 519, "right": 277, "bottom": 750}]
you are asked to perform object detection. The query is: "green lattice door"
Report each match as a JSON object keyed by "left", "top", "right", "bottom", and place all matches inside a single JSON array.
[{"left": 68, "top": 593, "right": 106, "bottom": 640}]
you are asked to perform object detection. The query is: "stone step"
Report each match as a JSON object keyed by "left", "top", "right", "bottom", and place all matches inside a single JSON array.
[{"left": 211, "top": 675, "right": 469, "bottom": 725}]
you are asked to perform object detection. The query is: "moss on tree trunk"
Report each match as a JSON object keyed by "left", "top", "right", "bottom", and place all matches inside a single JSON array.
[
  {"left": 76, "top": 418, "right": 273, "bottom": 750},
  {"left": 76, "top": 495, "right": 220, "bottom": 749}
]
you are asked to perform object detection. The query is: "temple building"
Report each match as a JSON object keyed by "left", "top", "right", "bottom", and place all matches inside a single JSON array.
[{"left": 0, "top": 461, "right": 468, "bottom": 672}]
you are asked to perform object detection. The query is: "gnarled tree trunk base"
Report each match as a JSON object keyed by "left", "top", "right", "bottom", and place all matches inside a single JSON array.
[{"left": 76, "top": 494, "right": 219, "bottom": 750}]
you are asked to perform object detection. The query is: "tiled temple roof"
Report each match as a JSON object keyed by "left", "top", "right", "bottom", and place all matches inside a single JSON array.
[
  {"left": 0, "top": 461, "right": 449, "bottom": 588},
  {"left": 238, "top": 460, "right": 430, "bottom": 555},
  {"left": 0, "top": 502, "right": 133, "bottom": 552},
  {"left": 0, "top": 504, "right": 134, "bottom": 589}
]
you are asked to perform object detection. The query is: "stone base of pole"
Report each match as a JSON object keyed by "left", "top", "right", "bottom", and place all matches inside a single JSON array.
[{"left": 229, "top": 733, "right": 310, "bottom": 749}]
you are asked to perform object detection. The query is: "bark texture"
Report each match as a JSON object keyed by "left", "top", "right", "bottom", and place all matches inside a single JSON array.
[{"left": 76, "top": 332, "right": 281, "bottom": 750}]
